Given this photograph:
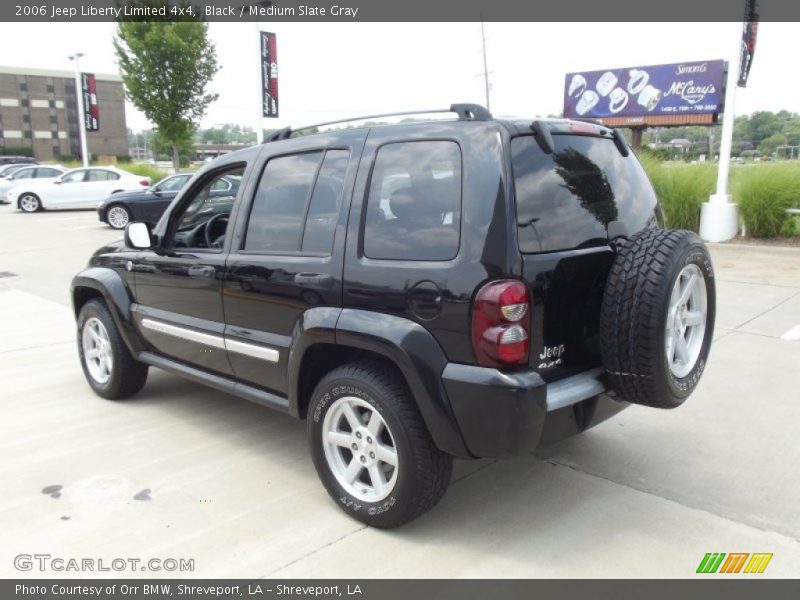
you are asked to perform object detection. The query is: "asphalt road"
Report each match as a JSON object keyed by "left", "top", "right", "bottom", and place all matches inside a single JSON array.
[{"left": 1, "top": 207, "right": 799, "bottom": 578}]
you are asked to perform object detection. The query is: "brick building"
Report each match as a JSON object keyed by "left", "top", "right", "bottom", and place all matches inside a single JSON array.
[{"left": 0, "top": 66, "right": 128, "bottom": 161}]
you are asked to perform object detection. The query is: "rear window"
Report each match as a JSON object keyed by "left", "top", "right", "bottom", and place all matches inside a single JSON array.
[{"left": 511, "top": 135, "right": 657, "bottom": 253}]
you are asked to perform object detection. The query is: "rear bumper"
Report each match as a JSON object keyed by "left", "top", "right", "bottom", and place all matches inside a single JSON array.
[{"left": 442, "top": 364, "right": 623, "bottom": 458}]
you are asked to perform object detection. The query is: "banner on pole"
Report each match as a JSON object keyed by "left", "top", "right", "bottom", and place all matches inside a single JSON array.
[
  {"left": 260, "top": 31, "right": 279, "bottom": 118},
  {"left": 81, "top": 72, "right": 99, "bottom": 131},
  {"left": 738, "top": 0, "right": 759, "bottom": 87}
]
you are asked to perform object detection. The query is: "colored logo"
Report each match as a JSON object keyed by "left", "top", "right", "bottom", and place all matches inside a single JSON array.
[{"left": 696, "top": 553, "right": 773, "bottom": 574}]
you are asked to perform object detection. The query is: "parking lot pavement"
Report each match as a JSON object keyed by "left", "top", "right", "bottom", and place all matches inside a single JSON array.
[{"left": 1, "top": 210, "right": 799, "bottom": 578}]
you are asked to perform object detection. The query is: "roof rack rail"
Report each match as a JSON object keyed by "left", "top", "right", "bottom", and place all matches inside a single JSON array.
[{"left": 263, "top": 103, "right": 492, "bottom": 143}]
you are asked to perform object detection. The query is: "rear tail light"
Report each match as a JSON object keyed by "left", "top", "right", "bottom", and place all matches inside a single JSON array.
[
  {"left": 139, "top": 179, "right": 149, "bottom": 187},
  {"left": 471, "top": 279, "right": 531, "bottom": 368}
]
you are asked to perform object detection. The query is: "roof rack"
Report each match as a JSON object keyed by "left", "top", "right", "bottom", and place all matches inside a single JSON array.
[{"left": 264, "top": 103, "right": 492, "bottom": 143}]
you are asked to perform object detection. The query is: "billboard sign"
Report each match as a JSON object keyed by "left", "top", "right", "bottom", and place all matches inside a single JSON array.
[
  {"left": 81, "top": 72, "right": 99, "bottom": 131},
  {"left": 260, "top": 31, "right": 279, "bottom": 118},
  {"left": 564, "top": 60, "right": 725, "bottom": 121}
]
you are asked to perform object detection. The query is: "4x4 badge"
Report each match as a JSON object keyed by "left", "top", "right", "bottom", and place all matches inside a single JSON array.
[{"left": 538, "top": 344, "right": 565, "bottom": 369}]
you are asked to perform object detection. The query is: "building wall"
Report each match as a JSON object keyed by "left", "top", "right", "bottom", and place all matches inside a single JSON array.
[{"left": 0, "top": 67, "right": 128, "bottom": 161}]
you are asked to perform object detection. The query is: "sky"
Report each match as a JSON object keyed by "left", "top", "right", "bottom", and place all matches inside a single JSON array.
[{"left": 0, "top": 21, "right": 797, "bottom": 132}]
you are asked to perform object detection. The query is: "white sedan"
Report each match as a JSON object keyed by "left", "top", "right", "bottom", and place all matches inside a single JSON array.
[
  {"left": 8, "top": 167, "right": 150, "bottom": 213},
  {"left": 0, "top": 165, "right": 67, "bottom": 202}
]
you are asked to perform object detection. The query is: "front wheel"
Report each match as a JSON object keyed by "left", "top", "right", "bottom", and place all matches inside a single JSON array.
[
  {"left": 77, "top": 299, "right": 148, "bottom": 399},
  {"left": 308, "top": 360, "right": 453, "bottom": 528},
  {"left": 106, "top": 204, "right": 131, "bottom": 230},
  {"left": 19, "top": 193, "right": 41, "bottom": 213}
]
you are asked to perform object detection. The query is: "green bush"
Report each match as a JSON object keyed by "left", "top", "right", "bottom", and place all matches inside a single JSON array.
[
  {"left": 120, "top": 162, "right": 170, "bottom": 183},
  {"left": 0, "top": 146, "right": 34, "bottom": 157},
  {"left": 734, "top": 163, "right": 800, "bottom": 237},
  {"left": 639, "top": 156, "right": 716, "bottom": 231}
]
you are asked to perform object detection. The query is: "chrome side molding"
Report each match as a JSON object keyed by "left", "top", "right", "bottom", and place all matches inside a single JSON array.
[{"left": 141, "top": 318, "right": 279, "bottom": 363}]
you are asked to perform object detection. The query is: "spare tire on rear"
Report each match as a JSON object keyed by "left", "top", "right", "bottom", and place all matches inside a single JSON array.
[{"left": 600, "top": 228, "right": 715, "bottom": 409}]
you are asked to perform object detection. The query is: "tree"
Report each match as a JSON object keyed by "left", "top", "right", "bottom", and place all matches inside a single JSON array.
[
  {"left": 152, "top": 130, "right": 195, "bottom": 166},
  {"left": 757, "top": 133, "right": 787, "bottom": 158},
  {"left": 114, "top": 12, "right": 219, "bottom": 169}
]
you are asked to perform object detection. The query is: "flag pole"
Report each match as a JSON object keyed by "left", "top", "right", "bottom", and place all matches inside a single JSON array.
[{"left": 699, "top": 21, "right": 742, "bottom": 242}]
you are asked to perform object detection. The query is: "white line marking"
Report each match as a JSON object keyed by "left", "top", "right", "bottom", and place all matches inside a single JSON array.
[
  {"left": 781, "top": 325, "right": 800, "bottom": 341},
  {"left": 40, "top": 216, "right": 94, "bottom": 222}
]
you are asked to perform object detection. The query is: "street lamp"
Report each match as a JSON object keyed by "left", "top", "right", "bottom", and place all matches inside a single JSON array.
[{"left": 68, "top": 53, "right": 90, "bottom": 167}]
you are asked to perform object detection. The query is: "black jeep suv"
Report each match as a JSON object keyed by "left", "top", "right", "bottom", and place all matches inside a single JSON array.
[{"left": 72, "top": 104, "right": 715, "bottom": 528}]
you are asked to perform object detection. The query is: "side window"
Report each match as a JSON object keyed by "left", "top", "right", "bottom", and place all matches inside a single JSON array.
[
  {"left": 211, "top": 178, "right": 232, "bottom": 192},
  {"left": 88, "top": 170, "right": 120, "bottom": 182},
  {"left": 167, "top": 165, "right": 244, "bottom": 250},
  {"left": 244, "top": 152, "right": 323, "bottom": 253},
  {"left": 61, "top": 170, "right": 86, "bottom": 183},
  {"left": 13, "top": 168, "right": 35, "bottom": 179},
  {"left": 363, "top": 141, "right": 462, "bottom": 261},
  {"left": 301, "top": 150, "right": 349, "bottom": 253},
  {"left": 158, "top": 175, "right": 187, "bottom": 192}
]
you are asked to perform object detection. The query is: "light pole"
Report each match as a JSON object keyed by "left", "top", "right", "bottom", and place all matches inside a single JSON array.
[
  {"left": 68, "top": 53, "right": 90, "bottom": 167},
  {"left": 480, "top": 19, "right": 491, "bottom": 111}
]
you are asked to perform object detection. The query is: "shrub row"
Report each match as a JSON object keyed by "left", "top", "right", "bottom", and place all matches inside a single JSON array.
[{"left": 639, "top": 154, "right": 800, "bottom": 238}]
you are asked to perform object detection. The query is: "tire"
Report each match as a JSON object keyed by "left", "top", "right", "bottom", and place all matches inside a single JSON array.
[
  {"left": 18, "top": 193, "right": 41, "bottom": 213},
  {"left": 308, "top": 360, "right": 453, "bottom": 528},
  {"left": 77, "top": 299, "right": 148, "bottom": 400},
  {"left": 600, "top": 228, "right": 716, "bottom": 409},
  {"left": 106, "top": 204, "right": 131, "bottom": 230}
]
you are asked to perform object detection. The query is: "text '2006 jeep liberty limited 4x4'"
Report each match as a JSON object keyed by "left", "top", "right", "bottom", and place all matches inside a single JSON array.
[{"left": 72, "top": 104, "right": 715, "bottom": 528}]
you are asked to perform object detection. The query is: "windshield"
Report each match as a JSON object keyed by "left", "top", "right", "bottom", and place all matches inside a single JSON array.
[
  {"left": 511, "top": 134, "right": 658, "bottom": 253},
  {"left": 0, "top": 165, "right": 24, "bottom": 177}
]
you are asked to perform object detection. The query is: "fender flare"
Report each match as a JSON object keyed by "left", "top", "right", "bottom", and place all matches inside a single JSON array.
[
  {"left": 288, "top": 308, "right": 471, "bottom": 458},
  {"left": 287, "top": 306, "right": 341, "bottom": 415},
  {"left": 71, "top": 267, "right": 147, "bottom": 354}
]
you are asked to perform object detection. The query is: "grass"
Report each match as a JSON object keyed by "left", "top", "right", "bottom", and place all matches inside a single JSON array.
[
  {"left": 639, "top": 155, "right": 717, "bottom": 231},
  {"left": 732, "top": 163, "right": 800, "bottom": 238},
  {"left": 641, "top": 155, "right": 800, "bottom": 238}
]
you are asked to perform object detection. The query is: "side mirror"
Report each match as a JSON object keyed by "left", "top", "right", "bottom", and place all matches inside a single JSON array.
[{"left": 125, "top": 222, "right": 155, "bottom": 249}]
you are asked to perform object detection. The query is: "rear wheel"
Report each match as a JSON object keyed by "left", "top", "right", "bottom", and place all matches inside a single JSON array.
[
  {"left": 19, "top": 193, "right": 41, "bottom": 213},
  {"left": 106, "top": 204, "right": 131, "bottom": 230},
  {"left": 308, "top": 360, "right": 453, "bottom": 528},
  {"left": 77, "top": 299, "right": 148, "bottom": 399}
]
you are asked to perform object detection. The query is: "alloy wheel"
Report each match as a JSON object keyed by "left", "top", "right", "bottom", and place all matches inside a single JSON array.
[
  {"left": 19, "top": 195, "right": 39, "bottom": 213},
  {"left": 322, "top": 396, "right": 399, "bottom": 502},
  {"left": 82, "top": 317, "right": 113, "bottom": 384},
  {"left": 107, "top": 206, "right": 130, "bottom": 229},
  {"left": 665, "top": 264, "right": 707, "bottom": 378}
]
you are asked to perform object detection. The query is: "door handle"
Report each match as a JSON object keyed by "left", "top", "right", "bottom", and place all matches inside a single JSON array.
[
  {"left": 294, "top": 272, "right": 334, "bottom": 288},
  {"left": 188, "top": 265, "right": 216, "bottom": 278}
]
